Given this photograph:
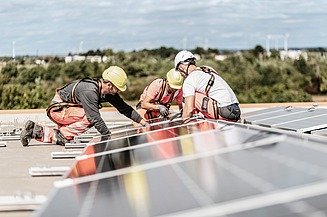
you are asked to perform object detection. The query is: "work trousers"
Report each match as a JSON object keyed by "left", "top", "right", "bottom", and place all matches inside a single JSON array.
[
  {"left": 194, "top": 92, "right": 241, "bottom": 121},
  {"left": 36, "top": 93, "right": 91, "bottom": 143}
]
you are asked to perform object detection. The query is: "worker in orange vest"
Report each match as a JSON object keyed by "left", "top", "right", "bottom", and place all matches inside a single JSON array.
[{"left": 136, "top": 69, "right": 184, "bottom": 120}]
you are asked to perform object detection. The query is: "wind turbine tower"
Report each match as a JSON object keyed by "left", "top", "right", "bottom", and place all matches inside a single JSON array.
[
  {"left": 266, "top": 35, "right": 271, "bottom": 56},
  {"left": 284, "top": 34, "right": 289, "bottom": 51},
  {"left": 79, "top": 41, "right": 84, "bottom": 54},
  {"left": 12, "top": 41, "right": 15, "bottom": 60}
]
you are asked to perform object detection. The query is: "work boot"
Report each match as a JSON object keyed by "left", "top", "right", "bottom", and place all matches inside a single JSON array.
[
  {"left": 32, "top": 124, "right": 44, "bottom": 139},
  {"left": 54, "top": 130, "right": 69, "bottom": 146},
  {"left": 20, "top": 120, "right": 35, "bottom": 146}
]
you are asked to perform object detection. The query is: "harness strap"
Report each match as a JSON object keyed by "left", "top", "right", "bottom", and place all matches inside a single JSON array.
[
  {"left": 212, "top": 99, "right": 219, "bottom": 119},
  {"left": 157, "top": 78, "right": 167, "bottom": 103},
  {"left": 51, "top": 78, "right": 102, "bottom": 123},
  {"left": 58, "top": 78, "right": 101, "bottom": 104},
  {"left": 205, "top": 74, "right": 215, "bottom": 95},
  {"left": 136, "top": 78, "right": 169, "bottom": 109},
  {"left": 71, "top": 79, "right": 82, "bottom": 104},
  {"left": 199, "top": 65, "right": 216, "bottom": 96},
  {"left": 200, "top": 96, "right": 219, "bottom": 119},
  {"left": 46, "top": 102, "right": 82, "bottom": 125}
]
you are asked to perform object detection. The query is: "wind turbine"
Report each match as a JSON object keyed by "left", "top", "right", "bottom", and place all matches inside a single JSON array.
[
  {"left": 266, "top": 35, "right": 271, "bottom": 55},
  {"left": 283, "top": 33, "right": 289, "bottom": 51},
  {"left": 79, "top": 41, "right": 84, "bottom": 54},
  {"left": 12, "top": 41, "right": 15, "bottom": 60}
]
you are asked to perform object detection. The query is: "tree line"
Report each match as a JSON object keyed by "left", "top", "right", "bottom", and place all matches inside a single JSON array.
[{"left": 0, "top": 46, "right": 326, "bottom": 109}]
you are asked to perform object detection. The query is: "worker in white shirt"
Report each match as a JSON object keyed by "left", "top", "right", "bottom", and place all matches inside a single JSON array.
[{"left": 174, "top": 50, "right": 241, "bottom": 122}]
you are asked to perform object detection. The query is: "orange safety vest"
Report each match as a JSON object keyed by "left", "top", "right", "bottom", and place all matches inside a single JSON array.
[{"left": 137, "top": 78, "right": 182, "bottom": 109}]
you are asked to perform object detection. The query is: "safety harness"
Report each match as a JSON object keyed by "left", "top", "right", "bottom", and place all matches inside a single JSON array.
[
  {"left": 199, "top": 66, "right": 219, "bottom": 119},
  {"left": 46, "top": 78, "right": 102, "bottom": 124},
  {"left": 136, "top": 78, "right": 176, "bottom": 119},
  {"left": 136, "top": 78, "right": 174, "bottom": 109}
]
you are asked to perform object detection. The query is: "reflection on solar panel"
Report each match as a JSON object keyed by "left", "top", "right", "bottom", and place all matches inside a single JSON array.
[
  {"left": 34, "top": 118, "right": 327, "bottom": 217},
  {"left": 244, "top": 106, "right": 327, "bottom": 133},
  {"left": 83, "top": 120, "right": 216, "bottom": 155},
  {"left": 74, "top": 118, "right": 190, "bottom": 144}
]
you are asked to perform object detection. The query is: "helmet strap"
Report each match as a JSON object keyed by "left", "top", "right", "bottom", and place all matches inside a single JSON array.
[
  {"left": 186, "top": 63, "right": 191, "bottom": 75},
  {"left": 182, "top": 58, "right": 195, "bottom": 77}
]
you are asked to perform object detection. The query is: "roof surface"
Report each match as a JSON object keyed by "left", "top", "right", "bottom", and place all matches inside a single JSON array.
[{"left": 0, "top": 102, "right": 326, "bottom": 217}]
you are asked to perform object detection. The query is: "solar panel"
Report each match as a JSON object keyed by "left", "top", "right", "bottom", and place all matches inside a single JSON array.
[
  {"left": 76, "top": 117, "right": 197, "bottom": 145},
  {"left": 34, "top": 119, "right": 327, "bottom": 217},
  {"left": 243, "top": 106, "right": 306, "bottom": 124},
  {"left": 244, "top": 107, "right": 327, "bottom": 133},
  {"left": 242, "top": 106, "right": 286, "bottom": 120},
  {"left": 272, "top": 113, "right": 327, "bottom": 132},
  {"left": 311, "top": 128, "right": 327, "bottom": 137},
  {"left": 82, "top": 120, "right": 217, "bottom": 156},
  {"left": 67, "top": 124, "right": 270, "bottom": 179}
]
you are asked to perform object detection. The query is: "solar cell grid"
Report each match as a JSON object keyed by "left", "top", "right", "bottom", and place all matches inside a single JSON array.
[
  {"left": 242, "top": 107, "right": 285, "bottom": 119},
  {"left": 243, "top": 107, "right": 307, "bottom": 124},
  {"left": 82, "top": 120, "right": 216, "bottom": 155},
  {"left": 272, "top": 113, "right": 327, "bottom": 132},
  {"left": 79, "top": 118, "right": 192, "bottom": 144},
  {"left": 311, "top": 128, "right": 327, "bottom": 137},
  {"left": 68, "top": 122, "right": 230, "bottom": 178},
  {"left": 34, "top": 119, "right": 327, "bottom": 217},
  {"left": 253, "top": 108, "right": 327, "bottom": 126}
]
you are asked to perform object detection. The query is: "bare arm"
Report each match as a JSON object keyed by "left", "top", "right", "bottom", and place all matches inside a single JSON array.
[
  {"left": 141, "top": 95, "right": 161, "bottom": 110},
  {"left": 182, "top": 95, "right": 195, "bottom": 121}
]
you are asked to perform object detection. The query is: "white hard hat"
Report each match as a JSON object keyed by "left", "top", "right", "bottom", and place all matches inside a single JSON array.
[{"left": 174, "top": 50, "right": 196, "bottom": 69}]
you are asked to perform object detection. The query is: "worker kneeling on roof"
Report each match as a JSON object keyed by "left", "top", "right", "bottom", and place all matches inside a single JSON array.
[
  {"left": 174, "top": 50, "right": 241, "bottom": 122},
  {"left": 20, "top": 66, "right": 147, "bottom": 146},
  {"left": 136, "top": 68, "right": 184, "bottom": 120}
]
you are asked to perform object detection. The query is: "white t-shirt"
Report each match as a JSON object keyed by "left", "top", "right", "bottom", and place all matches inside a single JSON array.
[{"left": 182, "top": 70, "right": 239, "bottom": 107}]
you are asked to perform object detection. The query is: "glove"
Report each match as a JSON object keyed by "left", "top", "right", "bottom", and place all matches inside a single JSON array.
[{"left": 158, "top": 105, "right": 169, "bottom": 117}]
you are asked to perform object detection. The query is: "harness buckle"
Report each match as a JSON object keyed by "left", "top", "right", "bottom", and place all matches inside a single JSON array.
[{"left": 201, "top": 97, "right": 209, "bottom": 113}]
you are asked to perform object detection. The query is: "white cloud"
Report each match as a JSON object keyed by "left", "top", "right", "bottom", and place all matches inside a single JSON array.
[
  {"left": 0, "top": 0, "right": 327, "bottom": 56},
  {"left": 220, "top": 32, "right": 244, "bottom": 38}
]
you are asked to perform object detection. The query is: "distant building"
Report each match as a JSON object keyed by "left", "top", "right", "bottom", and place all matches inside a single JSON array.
[
  {"left": 65, "top": 56, "right": 73, "bottom": 63},
  {"left": 214, "top": 55, "right": 227, "bottom": 61},
  {"left": 280, "top": 50, "right": 308, "bottom": 61},
  {"left": 35, "top": 59, "right": 46, "bottom": 65},
  {"left": 102, "top": 56, "right": 108, "bottom": 62},
  {"left": 86, "top": 55, "right": 102, "bottom": 63},
  {"left": 73, "top": 55, "right": 86, "bottom": 61},
  {"left": 65, "top": 55, "right": 109, "bottom": 63}
]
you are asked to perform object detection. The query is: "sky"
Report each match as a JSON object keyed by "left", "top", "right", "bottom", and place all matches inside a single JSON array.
[{"left": 0, "top": 0, "right": 327, "bottom": 56}]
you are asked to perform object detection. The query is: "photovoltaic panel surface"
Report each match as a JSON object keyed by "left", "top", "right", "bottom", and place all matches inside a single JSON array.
[
  {"left": 34, "top": 120, "right": 327, "bottom": 217},
  {"left": 244, "top": 107, "right": 327, "bottom": 133},
  {"left": 242, "top": 107, "right": 285, "bottom": 119},
  {"left": 82, "top": 120, "right": 216, "bottom": 156},
  {"left": 67, "top": 123, "right": 268, "bottom": 179},
  {"left": 311, "top": 128, "right": 327, "bottom": 137},
  {"left": 78, "top": 118, "right": 193, "bottom": 144},
  {"left": 272, "top": 112, "right": 327, "bottom": 132},
  {"left": 243, "top": 107, "right": 306, "bottom": 124}
]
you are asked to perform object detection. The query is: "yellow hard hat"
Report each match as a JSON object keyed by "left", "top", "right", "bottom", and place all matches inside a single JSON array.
[
  {"left": 102, "top": 66, "right": 128, "bottom": 92},
  {"left": 166, "top": 68, "right": 184, "bottom": 89}
]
